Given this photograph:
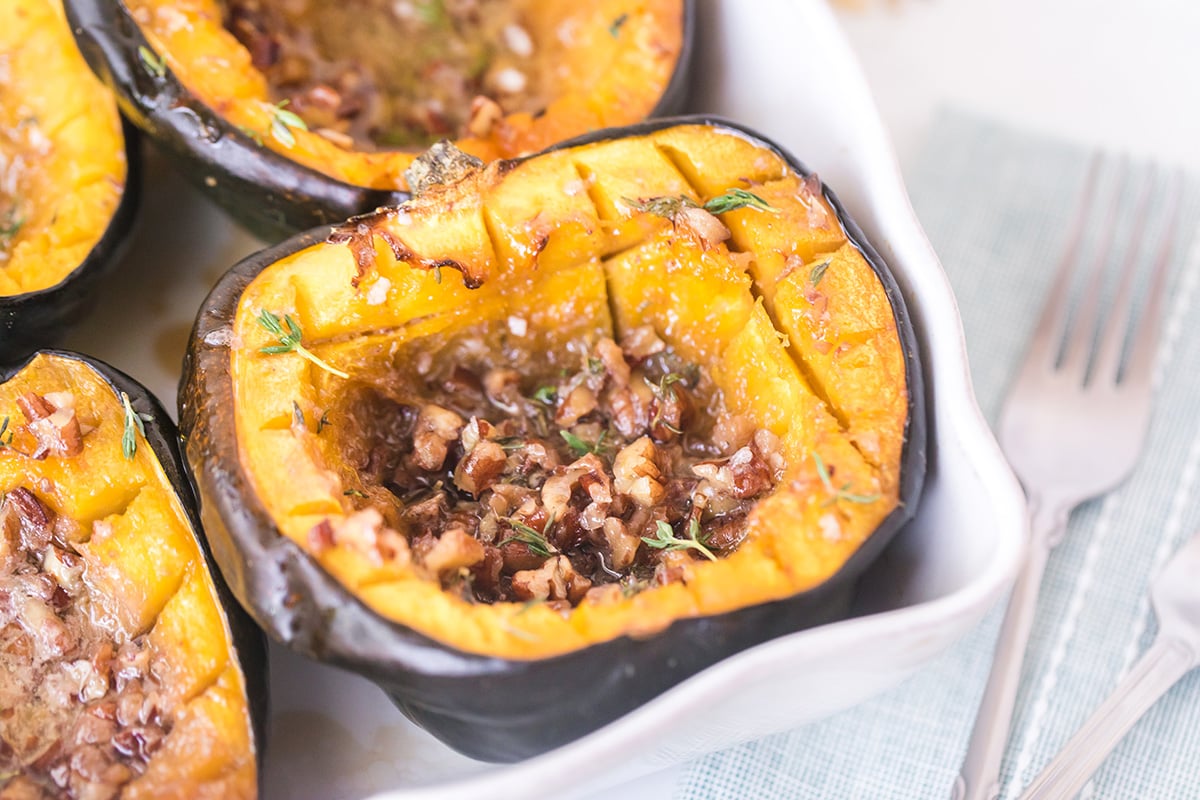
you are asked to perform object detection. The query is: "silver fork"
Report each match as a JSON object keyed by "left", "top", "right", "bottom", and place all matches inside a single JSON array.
[
  {"left": 952, "top": 156, "right": 1182, "bottom": 800},
  {"left": 1017, "top": 526, "right": 1200, "bottom": 799}
]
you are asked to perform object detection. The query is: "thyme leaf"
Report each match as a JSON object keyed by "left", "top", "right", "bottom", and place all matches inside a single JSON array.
[
  {"left": 343, "top": 489, "right": 368, "bottom": 498},
  {"left": 811, "top": 450, "right": 880, "bottom": 505},
  {"left": 608, "top": 12, "right": 629, "bottom": 37},
  {"left": 809, "top": 258, "right": 832, "bottom": 287},
  {"left": 256, "top": 310, "right": 349, "bottom": 379},
  {"left": 138, "top": 46, "right": 166, "bottom": 78},
  {"left": 702, "top": 188, "right": 772, "bottom": 215},
  {"left": 498, "top": 518, "right": 556, "bottom": 558},
  {"left": 120, "top": 392, "right": 147, "bottom": 460},
  {"left": 560, "top": 429, "right": 606, "bottom": 457},
  {"left": 641, "top": 519, "right": 716, "bottom": 561},
  {"left": 317, "top": 410, "right": 331, "bottom": 433},
  {"left": 532, "top": 385, "right": 557, "bottom": 404},
  {"left": 0, "top": 416, "right": 12, "bottom": 447},
  {"left": 292, "top": 401, "right": 305, "bottom": 428},
  {"left": 268, "top": 100, "right": 307, "bottom": 148}
]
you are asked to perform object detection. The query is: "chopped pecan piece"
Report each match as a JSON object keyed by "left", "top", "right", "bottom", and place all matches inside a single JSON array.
[
  {"left": 595, "top": 338, "right": 631, "bottom": 386},
  {"left": 416, "top": 527, "right": 486, "bottom": 578},
  {"left": 411, "top": 404, "right": 465, "bottom": 471},
  {"left": 619, "top": 326, "right": 666, "bottom": 360},
  {"left": 600, "top": 516, "right": 640, "bottom": 570},
  {"left": 554, "top": 385, "right": 597, "bottom": 427},
  {"left": 20, "top": 392, "right": 83, "bottom": 458},
  {"left": 613, "top": 437, "right": 665, "bottom": 507},
  {"left": 454, "top": 439, "right": 507, "bottom": 497},
  {"left": 3, "top": 487, "right": 53, "bottom": 553},
  {"left": 510, "top": 555, "right": 591, "bottom": 603}
]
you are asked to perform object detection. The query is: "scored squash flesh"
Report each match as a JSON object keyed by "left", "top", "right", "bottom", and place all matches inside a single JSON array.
[
  {"left": 122, "top": 0, "right": 686, "bottom": 189},
  {"left": 0, "top": 0, "right": 127, "bottom": 297},
  {"left": 222, "top": 122, "right": 910, "bottom": 660},
  {"left": 0, "top": 354, "right": 258, "bottom": 798}
]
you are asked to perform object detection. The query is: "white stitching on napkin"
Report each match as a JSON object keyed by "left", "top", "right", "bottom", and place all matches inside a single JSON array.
[
  {"left": 1079, "top": 421, "right": 1200, "bottom": 799},
  {"left": 1076, "top": 239, "right": 1200, "bottom": 798},
  {"left": 1005, "top": 493, "right": 1121, "bottom": 798},
  {"left": 1004, "top": 232, "right": 1200, "bottom": 799}
]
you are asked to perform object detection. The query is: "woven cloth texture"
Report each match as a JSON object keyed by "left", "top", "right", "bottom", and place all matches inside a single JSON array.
[{"left": 674, "top": 107, "right": 1200, "bottom": 800}]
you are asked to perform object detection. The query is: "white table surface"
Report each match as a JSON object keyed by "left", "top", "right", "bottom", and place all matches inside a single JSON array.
[{"left": 587, "top": 1, "right": 1200, "bottom": 796}]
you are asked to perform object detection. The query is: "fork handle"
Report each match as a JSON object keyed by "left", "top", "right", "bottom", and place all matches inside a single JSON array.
[
  {"left": 952, "top": 500, "right": 1066, "bottom": 800},
  {"left": 1017, "top": 636, "right": 1195, "bottom": 800}
]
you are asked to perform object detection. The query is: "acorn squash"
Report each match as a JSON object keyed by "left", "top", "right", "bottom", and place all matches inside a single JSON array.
[
  {"left": 0, "top": 0, "right": 139, "bottom": 361},
  {"left": 64, "top": 0, "right": 691, "bottom": 239},
  {"left": 0, "top": 351, "right": 265, "bottom": 796},
  {"left": 180, "top": 118, "right": 925, "bottom": 761}
]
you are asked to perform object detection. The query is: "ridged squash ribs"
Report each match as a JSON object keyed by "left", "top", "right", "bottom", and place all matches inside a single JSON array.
[{"left": 222, "top": 122, "right": 911, "bottom": 659}]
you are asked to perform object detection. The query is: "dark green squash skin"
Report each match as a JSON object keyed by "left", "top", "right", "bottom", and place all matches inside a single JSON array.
[
  {"left": 179, "top": 117, "right": 926, "bottom": 763},
  {"left": 0, "top": 122, "right": 140, "bottom": 363},
  {"left": 0, "top": 350, "right": 269, "bottom": 786},
  {"left": 63, "top": 0, "right": 695, "bottom": 242}
]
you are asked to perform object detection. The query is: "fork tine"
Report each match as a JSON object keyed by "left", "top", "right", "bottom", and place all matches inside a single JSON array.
[
  {"left": 1023, "top": 154, "right": 1103, "bottom": 371},
  {"left": 1122, "top": 171, "right": 1183, "bottom": 386},
  {"left": 1058, "top": 157, "right": 1129, "bottom": 379},
  {"left": 1089, "top": 168, "right": 1158, "bottom": 385}
]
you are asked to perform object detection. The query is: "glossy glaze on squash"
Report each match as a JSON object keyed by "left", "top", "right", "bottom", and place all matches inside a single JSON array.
[
  {"left": 219, "top": 123, "right": 909, "bottom": 659},
  {"left": 120, "top": 0, "right": 687, "bottom": 189},
  {"left": 0, "top": 353, "right": 260, "bottom": 797},
  {"left": 0, "top": 0, "right": 127, "bottom": 297}
]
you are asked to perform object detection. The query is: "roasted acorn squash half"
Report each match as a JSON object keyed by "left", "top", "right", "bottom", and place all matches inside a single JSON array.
[
  {"left": 181, "top": 118, "right": 925, "bottom": 761},
  {"left": 64, "top": 0, "right": 692, "bottom": 239},
  {"left": 0, "top": 351, "right": 265, "bottom": 796},
  {"left": 0, "top": 0, "right": 139, "bottom": 361}
]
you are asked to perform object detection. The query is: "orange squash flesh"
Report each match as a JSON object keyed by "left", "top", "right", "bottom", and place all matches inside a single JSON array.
[
  {"left": 0, "top": 0, "right": 126, "bottom": 296},
  {"left": 223, "top": 123, "right": 909, "bottom": 660},
  {"left": 122, "top": 0, "right": 686, "bottom": 190},
  {"left": 0, "top": 354, "right": 258, "bottom": 797}
]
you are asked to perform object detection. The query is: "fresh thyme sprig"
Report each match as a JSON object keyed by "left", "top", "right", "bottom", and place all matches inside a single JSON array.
[
  {"left": 624, "top": 188, "right": 773, "bottom": 220},
  {"left": 811, "top": 450, "right": 880, "bottom": 505},
  {"left": 641, "top": 518, "right": 716, "bottom": 561},
  {"left": 138, "top": 46, "right": 166, "bottom": 78},
  {"left": 256, "top": 310, "right": 349, "bottom": 379},
  {"left": 120, "top": 392, "right": 151, "bottom": 460},
  {"left": 268, "top": 100, "right": 308, "bottom": 148},
  {"left": 0, "top": 416, "right": 12, "bottom": 447},
  {"left": 498, "top": 518, "right": 557, "bottom": 558},
  {"left": 647, "top": 372, "right": 685, "bottom": 435}
]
